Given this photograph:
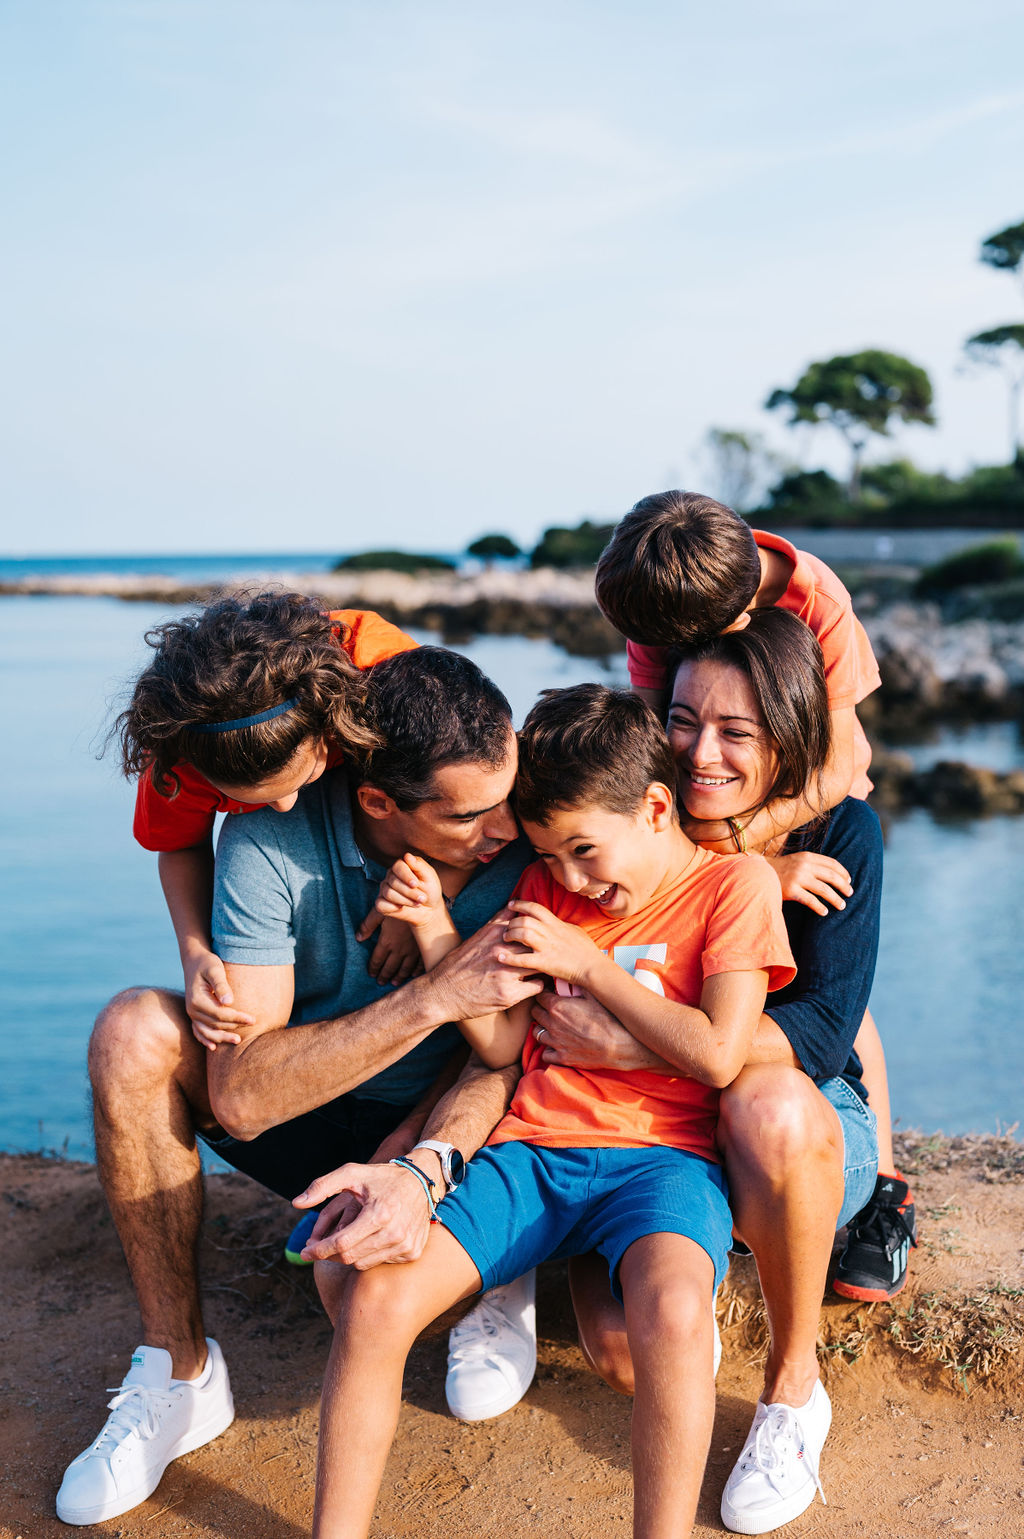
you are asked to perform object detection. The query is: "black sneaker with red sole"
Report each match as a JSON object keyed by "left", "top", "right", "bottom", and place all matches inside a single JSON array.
[{"left": 833, "top": 1172, "right": 917, "bottom": 1302}]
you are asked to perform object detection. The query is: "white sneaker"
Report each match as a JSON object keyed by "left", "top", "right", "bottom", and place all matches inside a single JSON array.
[
  {"left": 56, "top": 1339, "right": 234, "bottom": 1525},
  {"left": 720, "top": 1378, "right": 831, "bottom": 1535},
  {"left": 445, "top": 1270, "right": 537, "bottom": 1421}
]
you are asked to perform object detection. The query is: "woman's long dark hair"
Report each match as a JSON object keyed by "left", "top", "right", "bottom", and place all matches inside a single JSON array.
[{"left": 669, "top": 607, "right": 832, "bottom": 814}]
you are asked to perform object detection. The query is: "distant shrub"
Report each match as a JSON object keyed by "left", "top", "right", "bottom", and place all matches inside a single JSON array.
[
  {"left": 530, "top": 519, "right": 617, "bottom": 569},
  {"left": 761, "top": 468, "right": 848, "bottom": 521},
  {"left": 860, "top": 459, "right": 958, "bottom": 506},
  {"left": 467, "top": 533, "right": 521, "bottom": 560},
  {"left": 333, "top": 550, "right": 457, "bottom": 574},
  {"left": 915, "top": 538, "right": 1024, "bottom": 593}
]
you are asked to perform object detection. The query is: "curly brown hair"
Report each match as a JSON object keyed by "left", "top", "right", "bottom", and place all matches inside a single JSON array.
[{"left": 113, "top": 591, "right": 383, "bottom": 797}]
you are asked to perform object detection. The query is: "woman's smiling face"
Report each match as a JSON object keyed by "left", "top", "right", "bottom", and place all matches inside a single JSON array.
[{"left": 667, "top": 659, "right": 778, "bottom": 821}]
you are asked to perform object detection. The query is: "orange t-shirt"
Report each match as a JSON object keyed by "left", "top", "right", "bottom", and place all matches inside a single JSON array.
[
  {"left": 133, "top": 609, "right": 418, "bottom": 852},
  {"left": 489, "top": 847, "right": 796, "bottom": 1164},
  {"left": 625, "top": 530, "right": 881, "bottom": 797}
]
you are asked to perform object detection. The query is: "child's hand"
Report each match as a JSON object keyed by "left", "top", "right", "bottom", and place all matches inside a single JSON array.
[
  {"left": 368, "top": 915, "right": 424, "bottom": 986},
  {"left": 375, "top": 854, "right": 447, "bottom": 929},
  {"left": 191, "top": 1017, "right": 244, "bottom": 1050},
  {"left": 183, "top": 948, "right": 253, "bottom": 1049},
  {"left": 767, "top": 852, "right": 852, "bottom": 916},
  {"left": 496, "top": 900, "right": 604, "bottom": 989}
]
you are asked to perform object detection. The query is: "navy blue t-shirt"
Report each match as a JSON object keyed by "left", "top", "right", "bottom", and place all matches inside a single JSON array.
[{"left": 765, "top": 797, "right": 883, "bottom": 1099}]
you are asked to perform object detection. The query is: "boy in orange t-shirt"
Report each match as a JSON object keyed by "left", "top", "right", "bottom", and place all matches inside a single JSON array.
[{"left": 307, "top": 684, "right": 794, "bottom": 1539}]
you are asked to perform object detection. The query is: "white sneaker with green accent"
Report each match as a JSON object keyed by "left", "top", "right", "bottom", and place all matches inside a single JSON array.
[
  {"left": 445, "top": 1270, "right": 537, "bottom": 1421},
  {"left": 720, "top": 1378, "right": 831, "bottom": 1535},
  {"left": 56, "top": 1339, "right": 234, "bottom": 1525}
]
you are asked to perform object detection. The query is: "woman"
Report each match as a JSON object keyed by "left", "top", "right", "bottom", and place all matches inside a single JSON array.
[{"left": 532, "top": 608, "right": 896, "bottom": 1535}]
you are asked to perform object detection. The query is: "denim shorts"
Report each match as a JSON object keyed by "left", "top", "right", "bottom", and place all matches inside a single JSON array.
[
  {"left": 438, "top": 1141, "right": 733, "bottom": 1301},
  {"left": 817, "top": 1076, "right": 879, "bottom": 1228}
]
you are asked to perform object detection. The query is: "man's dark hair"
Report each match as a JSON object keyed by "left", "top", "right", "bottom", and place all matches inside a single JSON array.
[
  {"left": 359, "top": 647, "right": 514, "bottom": 808},
  {"left": 516, "top": 684, "right": 678, "bottom": 826}
]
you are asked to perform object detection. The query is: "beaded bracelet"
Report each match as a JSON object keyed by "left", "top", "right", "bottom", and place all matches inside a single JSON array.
[{"left": 388, "top": 1156, "right": 438, "bottom": 1219}]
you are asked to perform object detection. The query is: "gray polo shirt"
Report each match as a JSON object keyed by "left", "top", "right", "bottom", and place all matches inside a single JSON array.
[{"left": 212, "top": 767, "right": 532, "bottom": 1107}]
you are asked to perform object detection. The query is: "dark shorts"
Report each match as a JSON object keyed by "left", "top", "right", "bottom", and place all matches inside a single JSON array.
[
  {"left": 438, "top": 1141, "right": 733, "bottom": 1302},
  {"left": 197, "top": 1093, "right": 417, "bottom": 1202}
]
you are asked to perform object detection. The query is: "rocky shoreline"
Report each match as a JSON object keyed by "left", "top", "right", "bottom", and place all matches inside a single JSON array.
[{"left": 6, "top": 566, "right": 1024, "bottom": 813}]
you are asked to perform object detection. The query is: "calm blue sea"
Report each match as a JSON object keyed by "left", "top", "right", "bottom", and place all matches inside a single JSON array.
[
  {"left": 1, "top": 590, "right": 1022, "bottom": 1160},
  {"left": 1, "top": 527, "right": 1019, "bottom": 584}
]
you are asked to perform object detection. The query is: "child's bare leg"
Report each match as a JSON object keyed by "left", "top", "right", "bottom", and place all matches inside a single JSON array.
[
  {"left": 620, "top": 1234, "right": 716, "bottom": 1539},
  {"left": 718, "top": 1063, "right": 843, "bottom": 1408},
  {"left": 312, "top": 1228, "right": 481, "bottom": 1539},
  {"left": 853, "top": 1009, "right": 895, "bottom": 1172}
]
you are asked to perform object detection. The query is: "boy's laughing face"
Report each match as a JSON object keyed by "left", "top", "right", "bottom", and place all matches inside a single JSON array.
[{"left": 521, "top": 787, "right": 677, "bottom": 918}]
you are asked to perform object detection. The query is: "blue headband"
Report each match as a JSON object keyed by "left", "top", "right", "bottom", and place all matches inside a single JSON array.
[{"left": 191, "top": 698, "right": 300, "bottom": 734}]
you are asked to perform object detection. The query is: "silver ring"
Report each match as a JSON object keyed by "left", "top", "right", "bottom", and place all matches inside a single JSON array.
[{"left": 536, "top": 1026, "right": 547, "bottom": 1042}]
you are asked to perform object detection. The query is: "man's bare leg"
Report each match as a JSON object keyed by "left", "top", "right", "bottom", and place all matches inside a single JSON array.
[
  {"left": 89, "top": 986, "right": 215, "bottom": 1380},
  {"left": 312, "top": 1227, "right": 481, "bottom": 1539}
]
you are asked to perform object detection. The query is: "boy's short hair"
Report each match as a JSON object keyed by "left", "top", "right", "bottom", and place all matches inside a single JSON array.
[
  {"left": 595, "top": 490, "right": 762, "bottom": 646},
  {"left": 516, "top": 684, "right": 678, "bottom": 826},
  {"left": 360, "top": 646, "right": 513, "bottom": 809}
]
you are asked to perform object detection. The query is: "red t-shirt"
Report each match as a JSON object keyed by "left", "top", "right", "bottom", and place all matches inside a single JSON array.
[
  {"left": 133, "top": 609, "right": 418, "bottom": 852},
  {"left": 625, "top": 530, "right": 881, "bottom": 796},
  {"left": 489, "top": 848, "right": 795, "bottom": 1164}
]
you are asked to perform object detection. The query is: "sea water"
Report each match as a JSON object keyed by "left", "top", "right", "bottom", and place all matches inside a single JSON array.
[{"left": 0, "top": 594, "right": 1021, "bottom": 1159}]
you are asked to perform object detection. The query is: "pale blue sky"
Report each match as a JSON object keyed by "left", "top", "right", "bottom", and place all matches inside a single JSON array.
[{"left": 2, "top": 0, "right": 1022, "bottom": 554}]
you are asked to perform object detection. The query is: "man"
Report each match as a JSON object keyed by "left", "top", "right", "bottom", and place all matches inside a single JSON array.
[{"left": 58, "top": 648, "right": 541, "bottom": 1527}]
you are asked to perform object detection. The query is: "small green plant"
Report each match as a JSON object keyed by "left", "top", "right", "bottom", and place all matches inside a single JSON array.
[{"left": 915, "top": 537, "right": 1024, "bottom": 593}]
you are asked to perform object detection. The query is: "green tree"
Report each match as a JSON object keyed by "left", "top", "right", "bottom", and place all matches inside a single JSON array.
[
  {"left": 333, "top": 549, "right": 456, "bottom": 574},
  {"left": 964, "top": 324, "right": 1024, "bottom": 459},
  {"left": 702, "top": 427, "right": 784, "bottom": 512},
  {"left": 529, "top": 519, "right": 616, "bottom": 569},
  {"left": 980, "top": 220, "right": 1024, "bottom": 295},
  {"left": 766, "top": 350, "right": 935, "bottom": 501},
  {"left": 466, "top": 533, "right": 521, "bottom": 561}
]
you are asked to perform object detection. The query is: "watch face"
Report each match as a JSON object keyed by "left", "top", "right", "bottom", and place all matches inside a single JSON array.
[{"left": 447, "top": 1149, "right": 466, "bottom": 1188}]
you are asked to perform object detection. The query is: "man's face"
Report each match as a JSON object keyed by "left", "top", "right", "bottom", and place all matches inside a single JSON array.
[{"left": 382, "top": 730, "right": 519, "bottom": 871}]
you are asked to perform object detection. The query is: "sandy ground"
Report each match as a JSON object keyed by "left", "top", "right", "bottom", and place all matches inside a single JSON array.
[{"left": 2, "top": 1133, "right": 1021, "bottom": 1539}]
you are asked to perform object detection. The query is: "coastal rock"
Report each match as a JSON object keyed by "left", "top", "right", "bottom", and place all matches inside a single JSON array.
[{"left": 868, "top": 754, "right": 1024, "bottom": 815}]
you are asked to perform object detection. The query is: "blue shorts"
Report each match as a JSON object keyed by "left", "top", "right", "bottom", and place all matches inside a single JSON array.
[
  {"left": 818, "top": 1076, "right": 879, "bottom": 1228},
  {"left": 437, "top": 1141, "right": 733, "bottom": 1302}
]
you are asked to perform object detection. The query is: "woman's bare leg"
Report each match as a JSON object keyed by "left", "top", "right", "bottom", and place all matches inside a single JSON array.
[
  {"left": 312, "top": 1227, "right": 481, "bottom": 1539},
  {"left": 718, "top": 1063, "right": 843, "bottom": 1408},
  {"left": 620, "top": 1234, "right": 717, "bottom": 1539},
  {"left": 852, "top": 1009, "right": 895, "bottom": 1172}
]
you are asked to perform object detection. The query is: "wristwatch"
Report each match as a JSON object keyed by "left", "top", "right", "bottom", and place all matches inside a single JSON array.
[{"left": 411, "top": 1140, "right": 466, "bottom": 1194}]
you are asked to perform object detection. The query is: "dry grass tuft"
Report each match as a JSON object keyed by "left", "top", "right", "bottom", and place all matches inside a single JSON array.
[
  {"left": 894, "top": 1128, "right": 1024, "bottom": 1182},
  {"left": 888, "top": 1284, "right": 1024, "bottom": 1389}
]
